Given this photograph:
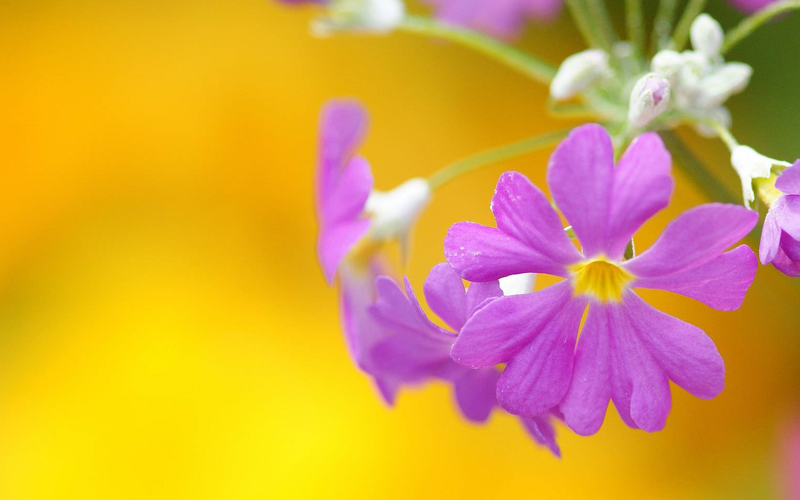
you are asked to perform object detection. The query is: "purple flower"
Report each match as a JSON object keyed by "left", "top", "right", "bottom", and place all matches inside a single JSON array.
[
  {"left": 422, "top": 0, "right": 563, "bottom": 39},
  {"left": 760, "top": 161, "right": 800, "bottom": 277},
  {"left": 727, "top": 0, "right": 780, "bottom": 13},
  {"left": 371, "top": 263, "right": 561, "bottom": 456},
  {"left": 339, "top": 259, "right": 404, "bottom": 404},
  {"left": 445, "top": 124, "right": 758, "bottom": 435}
]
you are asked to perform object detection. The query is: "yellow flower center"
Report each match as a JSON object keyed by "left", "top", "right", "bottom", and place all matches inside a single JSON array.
[{"left": 568, "top": 257, "right": 634, "bottom": 303}]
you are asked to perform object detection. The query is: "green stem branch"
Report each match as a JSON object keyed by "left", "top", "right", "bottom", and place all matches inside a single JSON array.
[
  {"left": 587, "top": 0, "right": 617, "bottom": 50},
  {"left": 397, "top": 16, "right": 556, "bottom": 85},
  {"left": 650, "top": 0, "right": 678, "bottom": 55},
  {"left": 566, "top": 0, "right": 603, "bottom": 48},
  {"left": 625, "top": 0, "right": 646, "bottom": 56},
  {"left": 427, "top": 129, "right": 571, "bottom": 190},
  {"left": 722, "top": 0, "right": 800, "bottom": 54},
  {"left": 671, "top": 0, "right": 707, "bottom": 51}
]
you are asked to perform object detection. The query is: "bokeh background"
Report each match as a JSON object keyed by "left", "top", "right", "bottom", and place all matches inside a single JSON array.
[{"left": 0, "top": 0, "right": 798, "bottom": 498}]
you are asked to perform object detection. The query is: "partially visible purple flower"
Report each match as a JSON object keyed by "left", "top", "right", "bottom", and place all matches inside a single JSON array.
[
  {"left": 370, "top": 263, "right": 561, "bottom": 456},
  {"left": 422, "top": 0, "right": 563, "bottom": 39},
  {"left": 314, "top": 99, "right": 430, "bottom": 400},
  {"left": 760, "top": 161, "right": 800, "bottom": 277},
  {"left": 445, "top": 124, "right": 758, "bottom": 435},
  {"left": 727, "top": 0, "right": 781, "bottom": 13}
]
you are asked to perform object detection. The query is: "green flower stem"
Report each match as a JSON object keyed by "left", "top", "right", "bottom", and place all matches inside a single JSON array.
[
  {"left": 671, "top": 0, "right": 707, "bottom": 51},
  {"left": 587, "top": 0, "right": 617, "bottom": 51},
  {"left": 566, "top": 0, "right": 603, "bottom": 49},
  {"left": 397, "top": 16, "right": 556, "bottom": 85},
  {"left": 427, "top": 129, "right": 571, "bottom": 190},
  {"left": 660, "top": 130, "right": 737, "bottom": 205},
  {"left": 625, "top": 0, "right": 646, "bottom": 56},
  {"left": 650, "top": 0, "right": 678, "bottom": 55},
  {"left": 722, "top": 0, "right": 800, "bottom": 54},
  {"left": 700, "top": 118, "right": 739, "bottom": 151}
]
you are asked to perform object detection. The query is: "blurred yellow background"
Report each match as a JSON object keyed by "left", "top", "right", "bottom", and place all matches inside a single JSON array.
[{"left": 0, "top": 0, "right": 798, "bottom": 498}]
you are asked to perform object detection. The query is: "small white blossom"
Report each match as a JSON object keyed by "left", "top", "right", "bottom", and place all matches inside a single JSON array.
[
  {"left": 690, "top": 14, "right": 724, "bottom": 59},
  {"left": 628, "top": 73, "right": 671, "bottom": 128},
  {"left": 731, "top": 146, "right": 791, "bottom": 205},
  {"left": 499, "top": 273, "right": 537, "bottom": 296},
  {"left": 649, "top": 23, "right": 752, "bottom": 139},
  {"left": 365, "top": 177, "right": 431, "bottom": 253},
  {"left": 550, "top": 49, "right": 611, "bottom": 101},
  {"left": 312, "top": 0, "right": 405, "bottom": 35}
]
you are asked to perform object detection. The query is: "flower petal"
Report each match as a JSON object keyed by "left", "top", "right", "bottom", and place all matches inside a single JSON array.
[
  {"left": 519, "top": 415, "right": 561, "bottom": 458},
  {"left": 423, "top": 263, "right": 469, "bottom": 331},
  {"left": 781, "top": 232, "right": 800, "bottom": 261},
  {"left": 452, "top": 281, "right": 574, "bottom": 368},
  {"left": 609, "top": 303, "right": 671, "bottom": 432},
  {"left": 775, "top": 160, "right": 800, "bottom": 196},
  {"left": 632, "top": 245, "right": 757, "bottom": 311},
  {"left": 623, "top": 292, "right": 725, "bottom": 400},
  {"left": 321, "top": 156, "right": 374, "bottom": 226},
  {"left": 606, "top": 133, "right": 674, "bottom": 259},
  {"left": 492, "top": 171, "right": 581, "bottom": 267},
  {"left": 371, "top": 276, "right": 450, "bottom": 340},
  {"left": 496, "top": 296, "right": 586, "bottom": 416},
  {"left": 317, "top": 100, "right": 369, "bottom": 202},
  {"left": 445, "top": 222, "right": 570, "bottom": 281},
  {"left": 547, "top": 124, "right": 614, "bottom": 258},
  {"left": 454, "top": 368, "right": 501, "bottom": 423},
  {"left": 624, "top": 203, "right": 758, "bottom": 277},
  {"left": 761, "top": 206, "right": 782, "bottom": 264},
  {"left": 772, "top": 247, "right": 800, "bottom": 277},
  {"left": 465, "top": 281, "right": 504, "bottom": 316},
  {"left": 317, "top": 218, "right": 371, "bottom": 284},
  {"left": 560, "top": 305, "right": 612, "bottom": 436},
  {"left": 773, "top": 195, "right": 800, "bottom": 241}
]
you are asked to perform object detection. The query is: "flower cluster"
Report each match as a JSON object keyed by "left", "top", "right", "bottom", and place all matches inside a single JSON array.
[{"left": 276, "top": 0, "right": 800, "bottom": 457}]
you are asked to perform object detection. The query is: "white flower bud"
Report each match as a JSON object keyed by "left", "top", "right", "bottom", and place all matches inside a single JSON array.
[
  {"left": 690, "top": 14, "right": 724, "bottom": 58},
  {"left": 550, "top": 49, "right": 611, "bottom": 101},
  {"left": 499, "top": 273, "right": 537, "bottom": 296},
  {"left": 696, "top": 62, "right": 752, "bottom": 108},
  {"left": 312, "top": 0, "right": 405, "bottom": 36},
  {"left": 365, "top": 178, "right": 431, "bottom": 251},
  {"left": 731, "top": 146, "right": 790, "bottom": 205},
  {"left": 651, "top": 50, "right": 684, "bottom": 82},
  {"left": 628, "top": 73, "right": 671, "bottom": 128}
]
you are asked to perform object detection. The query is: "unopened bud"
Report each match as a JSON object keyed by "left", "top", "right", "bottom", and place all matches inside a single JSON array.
[
  {"left": 628, "top": 73, "right": 671, "bottom": 128},
  {"left": 690, "top": 14, "right": 723, "bottom": 58},
  {"left": 550, "top": 49, "right": 611, "bottom": 101}
]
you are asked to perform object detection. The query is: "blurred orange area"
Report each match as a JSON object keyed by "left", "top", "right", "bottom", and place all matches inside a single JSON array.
[{"left": 0, "top": 1, "right": 798, "bottom": 498}]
